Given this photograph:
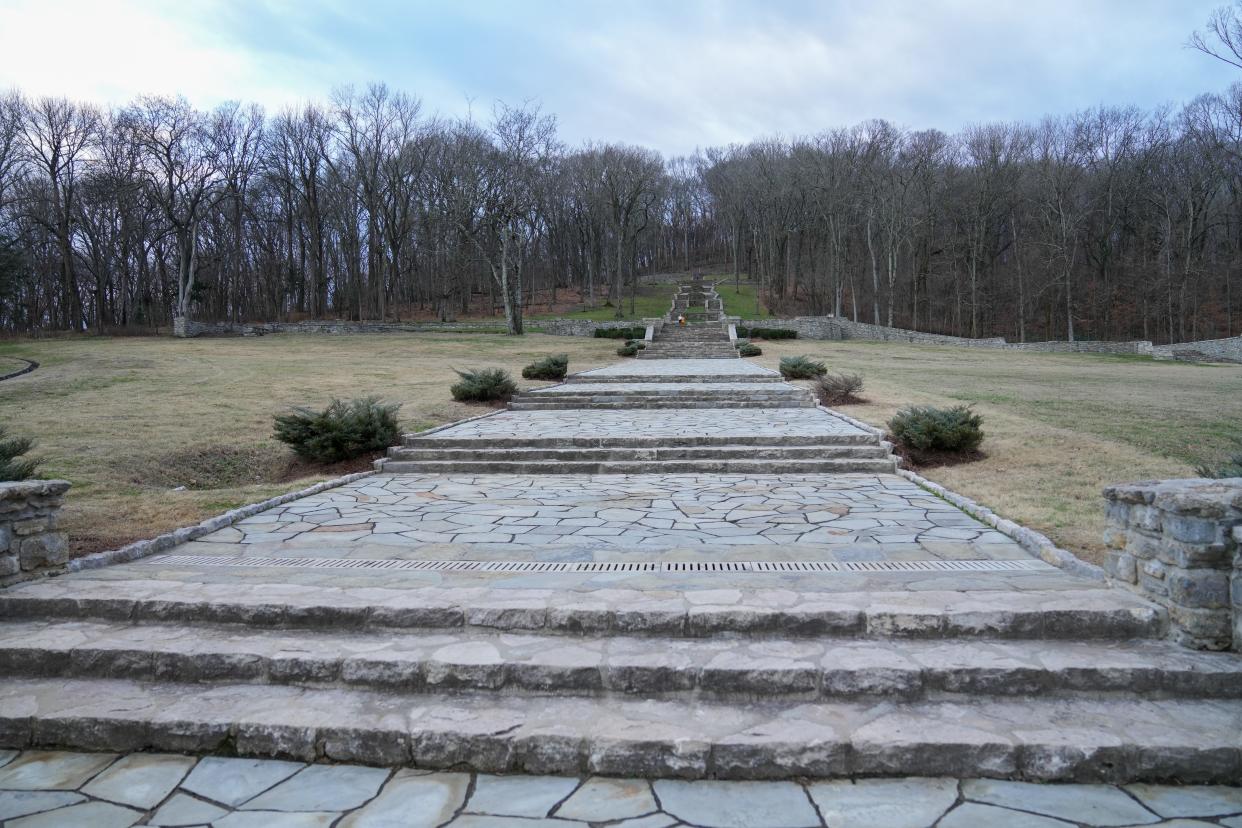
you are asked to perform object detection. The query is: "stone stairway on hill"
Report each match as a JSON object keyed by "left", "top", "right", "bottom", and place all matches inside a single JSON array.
[
  {"left": 639, "top": 324, "right": 738, "bottom": 359},
  {"left": 668, "top": 275, "right": 724, "bottom": 323},
  {"left": 2, "top": 277, "right": 1240, "bottom": 784},
  {"left": 382, "top": 358, "right": 893, "bottom": 474},
  {"left": 2, "top": 561, "right": 1241, "bottom": 781}
]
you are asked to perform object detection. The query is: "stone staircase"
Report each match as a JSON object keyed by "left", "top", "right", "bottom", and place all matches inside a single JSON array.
[
  {"left": 1, "top": 576, "right": 1241, "bottom": 780},
  {"left": 667, "top": 277, "right": 724, "bottom": 324},
  {"left": 639, "top": 323, "right": 738, "bottom": 359},
  {"left": 380, "top": 433, "right": 894, "bottom": 474}
]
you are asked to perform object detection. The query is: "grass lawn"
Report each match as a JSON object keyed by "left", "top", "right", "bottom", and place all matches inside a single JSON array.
[
  {"left": 0, "top": 333, "right": 621, "bottom": 554},
  {"left": 3, "top": 332, "right": 1235, "bottom": 566},
  {"left": 753, "top": 339, "right": 1242, "bottom": 564},
  {"left": 527, "top": 277, "right": 769, "bottom": 321}
]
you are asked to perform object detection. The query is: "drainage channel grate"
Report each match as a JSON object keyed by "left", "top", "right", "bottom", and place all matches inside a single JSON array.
[{"left": 149, "top": 555, "right": 1055, "bottom": 574}]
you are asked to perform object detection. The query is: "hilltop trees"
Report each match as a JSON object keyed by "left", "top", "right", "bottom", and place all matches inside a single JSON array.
[{"left": 0, "top": 81, "right": 1240, "bottom": 343}]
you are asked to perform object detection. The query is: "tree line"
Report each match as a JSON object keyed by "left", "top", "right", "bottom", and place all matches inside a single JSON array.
[{"left": 0, "top": 79, "right": 1240, "bottom": 343}]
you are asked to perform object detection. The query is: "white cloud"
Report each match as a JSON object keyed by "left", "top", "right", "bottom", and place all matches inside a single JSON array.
[{"left": 0, "top": 0, "right": 1233, "bottom": 154}]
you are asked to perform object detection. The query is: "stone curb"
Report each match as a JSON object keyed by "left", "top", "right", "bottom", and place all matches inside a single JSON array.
[
  {"left": 0, "top": 358, "right": 37, "bottom": 382},
  {"left": 376, "top": 408, "right": 509, "bottom": 471},
  {"left": 67, "top": 470, "right": 377, "bottom": 573},
  {"left": 818, "top": 404, "right": 1107, "bottom": 583},
  {"left": 895, "top": 469, "right": 1107, "bottom": 583}
]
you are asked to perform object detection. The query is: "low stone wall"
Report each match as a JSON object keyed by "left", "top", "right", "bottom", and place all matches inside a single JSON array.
[
  {"left": 1151, "top": 335, "right": 1242, "bottom": 364},
  {"left": 173, "top": 317, "right": 512, "bottom": 338},
  {"left": 1103, "top": 478, "right": 1242, "bottom": 651},
  {"left": 738, "top": 316, "right": 1242, "bottom": 362},
  {"left": 0, "top": 480, "right": 71, "bottom": 586},
  {"left": 536, "top": 319, "right": 649, "bottom": 337}
]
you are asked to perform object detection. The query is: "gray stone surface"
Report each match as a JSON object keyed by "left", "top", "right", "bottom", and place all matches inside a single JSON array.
[
  {"left": 1125, "top": 784, "right": 1242, "bottom": 818},
  {"left": 963, "top": 779, "right": 1160, "bottom": 825},
  {"left": 467, "top": 773, "right": 579, "bottom": 817},
  {"left": 555, "top": 778, "right": 657, "bottom": 821},
  {"left": 807, "top": 777, "right": 958, "bottom": 827},
  {"left": 0, "top": 750, "right": 116, "bottom": 790},
  {"left": 148, "top": 792, "right": 230, "bottom": 825},
  {"left": 79, "top": 752, "right": 194, "bottom": 808},
  {"left": 6, "top": 800, "right": 141, "bottom": 827},
  {"left": 938, "top": 802, "right": 1073, "bottom": 827},
  {"left": 180, "top": 756, "right": 305, "bottom": 806},
  {"left": 214, "top": 812, "right": 339, "bottom": 828},
  {"left": 654, "top": 779, "right": 820, "bottom": 827},
  {"left": 338, "top": 770, "right": 468, "bottom": 827},
  {"left": 0, "top": 790, "right": 85, "bottom": 821},
  {"left": 243, "top": 764, "right": 390, "bottom": 812},
  {"left": 0, "top": 750, "right": 1238, "bottom": 827}
]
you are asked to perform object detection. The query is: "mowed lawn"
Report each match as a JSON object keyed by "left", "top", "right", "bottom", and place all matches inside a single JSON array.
[
  {"left": 1, "top": 332, "right": 1238, "bottom": 564},
  {"left": 0, "top": 334, "right": 620, "bottom": 554},
  {"left": 754, "top": 339, "right": 1242, "bottom": 563}
]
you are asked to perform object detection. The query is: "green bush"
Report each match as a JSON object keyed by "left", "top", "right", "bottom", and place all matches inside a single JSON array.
[
  {"left": 779, "top": 355, "right": 827, "bottom": 379},
  {"left": 737, "top": 342, "right": 762, "bottom": 357},
  {"left": 594, "top": 326, "right": 646, "bottom": 339},
  {"left": 0, "top": 426, "right": 40, "bottom": 481},
  {"left": 616, "top": 339, "right": 647, "bottom": 357},
  {"left": 815, "top": 372, "right": 864, "bottom": 405},
  {"left": 273, "top": 397, "right": 401, "bottom": 464},
  {"left": 737, "top": 327, "right": 797, "bottom": 340},
  {"left": 450, "top": 368, "right": 518, "bottom": 402},
  {"left": 888, "top": 405, "right": 984, "bottom": 453},
  {"left": 1195, "top": 437, "right": 1242, "bottom": 478},
  {"left": 522, "top": 354, "right": 568, "bottom": 381}
]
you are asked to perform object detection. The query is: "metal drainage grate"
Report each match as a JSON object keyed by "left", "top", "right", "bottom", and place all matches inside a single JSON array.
[{"left": 148, "top": 555, "right": 1054, "bottom": 574}]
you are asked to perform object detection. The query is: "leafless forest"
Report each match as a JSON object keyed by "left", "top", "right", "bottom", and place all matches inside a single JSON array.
[{"left": 2, "top": 26, "right": 1242, "bottom": 342}]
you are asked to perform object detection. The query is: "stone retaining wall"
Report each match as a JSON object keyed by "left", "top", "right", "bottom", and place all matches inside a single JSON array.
[
  {"left": 1103, "top": 478, "right": 1242, "bottom": 651},
  {"left": 736, "top": 316, "right": 1241, "bottom": 362},
  {"left": 0, "top": 480, "right": 71, "bottom": 586},
  {"left": 173, "top": 317, "right": 510, "bottom": 338}
]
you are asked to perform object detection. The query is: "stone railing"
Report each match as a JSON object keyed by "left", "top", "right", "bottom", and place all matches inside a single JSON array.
[
  {"left": 1103, "top": 478, "right": 1242, "bottom": 651},
  {"left": 0, "top": 480, "right": 71, "bottom": 586}
]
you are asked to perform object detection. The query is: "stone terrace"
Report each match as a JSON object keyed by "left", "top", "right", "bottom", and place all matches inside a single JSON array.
[{"left": 2, "top": 291, "right": 1241, "bottom": 789}]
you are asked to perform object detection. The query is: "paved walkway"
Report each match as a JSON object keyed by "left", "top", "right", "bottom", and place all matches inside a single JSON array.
[
  {"left": 2, "top": 749, "right": 1240, "bottom": 827},
  {"left": 3, "top": 350, "right": 1240, "bottom": 793}
]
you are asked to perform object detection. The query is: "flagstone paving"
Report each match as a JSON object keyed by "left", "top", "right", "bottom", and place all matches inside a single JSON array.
[
  {"left": 577, "top": 358, "right": 779, "bottom": 378},
  {"left": 3, "top": 327, "right": 1241, "bottom": 793},
  {"left": 1, "top": 749, "right": 1240, "bottom": 827},
  {"left": 421, "top": 407, "right": 867, "bottom": 440}
]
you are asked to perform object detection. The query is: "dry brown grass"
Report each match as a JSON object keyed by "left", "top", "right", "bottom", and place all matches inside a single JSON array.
[
  {"left": 755, "top": 340, "right": 1242, "bottom": 563},
  {"left": 2, "top": 333, "right": 1239, "bottom": 565},
  {"left": 0, "top": 333, "right": 619, "bottom": 553}
]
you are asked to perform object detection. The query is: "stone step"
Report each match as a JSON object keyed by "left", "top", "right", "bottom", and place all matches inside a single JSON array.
[
  {"left": 564, "top": 375, "right": 782, "bottom": 384},
  {"left": 1, "top": 620, "right": 1236, "bottom": 702},
  {"left": 377, "top": 458, "right": 898, "bottom": 474},
  {"left": 2, "top": 677, "right": 1238, "bottom": 781},
  {"left": 0, "top": 581, "right": 1166, "bottom": 642},
  {"left": 506, "top": 400, "right": 816, "bottom": 410},
  {"left": 638, "top": 353, "right": 739, "bottom": 360},
  {"left": 525, "top": 387, "right": 808, "bottom": 399},
  {"left": 402, "top": 433, "right": 878, "bottom": 448},
  {"left": 387, "top": 444, "right": 890, "bottom": 462}
]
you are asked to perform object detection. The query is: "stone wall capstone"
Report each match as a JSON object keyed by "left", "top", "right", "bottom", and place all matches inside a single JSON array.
[
  {"left": 1103, "top": 478, "right": 1242, "bottom": 651},
  {"left": 0, "top": 480, "right": 71, "bottom": 586}
]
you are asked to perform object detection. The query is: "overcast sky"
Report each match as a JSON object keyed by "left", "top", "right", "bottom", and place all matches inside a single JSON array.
[{"left": 0, "top": 0, "right": 1236, "bottom": 155}]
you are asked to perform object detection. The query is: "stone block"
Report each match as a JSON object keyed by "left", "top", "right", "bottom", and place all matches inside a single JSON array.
[
  {"left": 0, "top": 552, "right": 17, "bottom": 577},
  {"left": 1164, "top": 513, "right": 1227, "bottom": 544},
  {"left": 1158, "top": 539, "right": 1231, "bottom": 569},
  {"left": 1104, "top": 551, "right": 1137, "bottom": 584},
  {"left": 12, "top": 518, "right": 48, "bottom": 536},
  {"left": 1124, "top": 532, "right": 1162, "bottom": 560},
  {"left": 18, "top": 532, "right": 69, "bottom": 571},
  {"left": 1167, "top": 568, "right": 1230, "bottom": 609},
  {"left": 0, "top": 524, "right": 10, "bottom": 553},
  {"left": 1168, "top": 605, "right": 1233, "bottom": 650}
]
